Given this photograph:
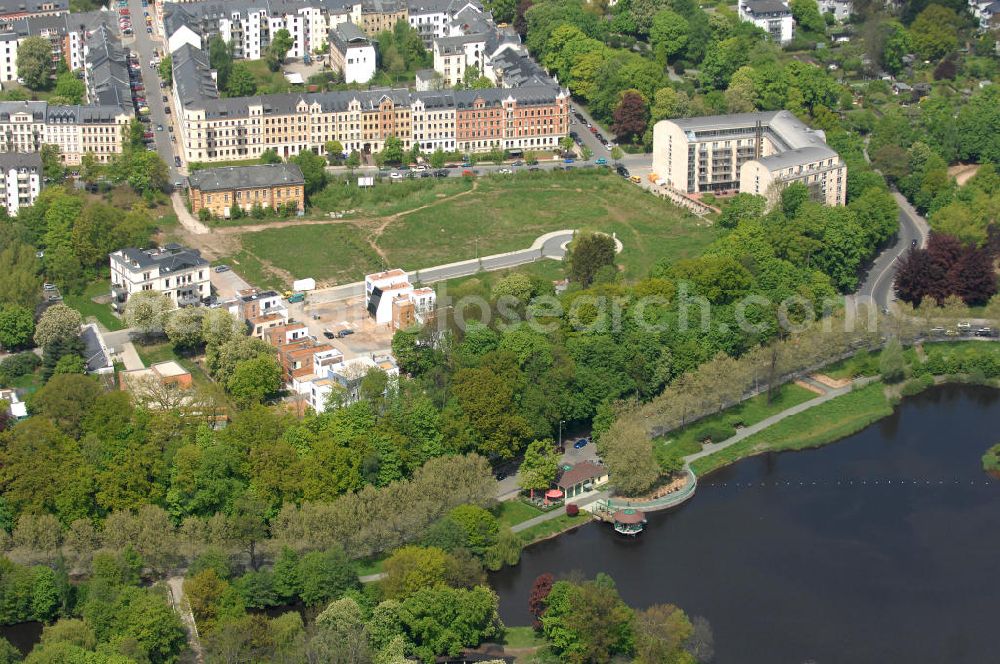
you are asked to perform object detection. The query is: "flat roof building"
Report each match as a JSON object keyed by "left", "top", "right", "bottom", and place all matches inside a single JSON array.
[{"left": 652, "top": 110, "right": 846, "bottom": 208}]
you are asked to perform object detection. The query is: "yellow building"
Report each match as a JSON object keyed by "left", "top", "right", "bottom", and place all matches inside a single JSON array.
[{"left": 188, "top": 163, "right": 305, "bottom": 219}]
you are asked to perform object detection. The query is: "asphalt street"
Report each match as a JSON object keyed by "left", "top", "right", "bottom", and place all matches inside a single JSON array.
[
  {"left": 122, "top": 0, "right": 183, "bottom": 184},
  {"left": 856, "top": 191, "right": 930, "bottom": 310}
]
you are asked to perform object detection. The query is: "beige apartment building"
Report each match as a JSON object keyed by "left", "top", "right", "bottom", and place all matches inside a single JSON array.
[
  {"left": 652, "top": 110, "right": 846, "bottom": 208},
  {"left": 173, "top": 42, "right": 568, "bottom": 163},
  {"left": 0, "top": 101, "right": 129, "bottom": 165}
]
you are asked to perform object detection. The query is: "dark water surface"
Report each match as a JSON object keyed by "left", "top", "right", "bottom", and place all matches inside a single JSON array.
[{"left": 490, "top": 384, "right": 1000, "bottom": 664}]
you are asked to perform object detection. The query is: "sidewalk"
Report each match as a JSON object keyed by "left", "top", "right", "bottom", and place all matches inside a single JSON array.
[
  {"left": 510, "top": 491, "right": 610, "bottom": 534},
  {"left": 684, "top": 377, "right": 878, "bottom": 465}
]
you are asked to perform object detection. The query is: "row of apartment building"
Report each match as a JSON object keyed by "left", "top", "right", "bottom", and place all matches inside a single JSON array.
[{"left": 172, "top": 41, "right": 569, "bottom": 162}]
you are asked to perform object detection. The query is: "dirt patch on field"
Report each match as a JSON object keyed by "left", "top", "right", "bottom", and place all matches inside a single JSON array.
[{"left": 948, "top": 163, "right": 980, "bottom": 186}]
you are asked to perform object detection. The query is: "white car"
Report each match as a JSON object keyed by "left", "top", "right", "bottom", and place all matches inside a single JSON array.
[
  {"left": 498, "top": 168, "right": 512, "bottom": 174},
  {"left": 412, "top": 165, "right": 426, "bottom": 172},
  {"left": 389, "top": 171, "right": 402, "bottom": 179}
]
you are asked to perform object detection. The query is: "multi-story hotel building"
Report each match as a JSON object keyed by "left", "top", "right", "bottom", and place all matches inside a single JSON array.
[
  {"left": 172, "top": 40, "right": 568, "bottom": 162},
  {"left": 652, "top": 110, "right": 846, "bottom": 208},
  {"left": 0, "top": 151, "right": 41, "bottom": 216},
  {"left": 0, "top": 101, "right": 130, "bottom": 165}
]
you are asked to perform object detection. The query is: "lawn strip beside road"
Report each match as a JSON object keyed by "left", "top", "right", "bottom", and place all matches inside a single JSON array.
[{"left": 690, "top": 382, "right": 892, "bottom": 477}]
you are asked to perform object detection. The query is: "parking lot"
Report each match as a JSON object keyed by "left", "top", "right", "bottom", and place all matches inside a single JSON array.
[
  {"left": 210, "top": 267, "right": 251, "bottom": 299},
  {"left": 288, "top": 293, "right": 397, "bottom": 360}
]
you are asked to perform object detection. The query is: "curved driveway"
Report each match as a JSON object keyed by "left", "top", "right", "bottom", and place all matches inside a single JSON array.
[{"left": 856, "top": 192, "right": 930, "bottom": 309}]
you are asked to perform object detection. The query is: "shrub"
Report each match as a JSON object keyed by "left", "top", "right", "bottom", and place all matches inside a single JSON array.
[
  {"left": 693, "top": 422, "right": 735, "bottom": 444},
  {"left": 981, "top": 443, "right": 1000, "bottom": 474},
  {"left": 565, "top": 504, "right": 579, "bottom": 517},
  {"left": 0, "top": 352, "right": 41, "bottom": 384},
  {"left": 899, "top": 374, "right": 934, "bottom": 397}
]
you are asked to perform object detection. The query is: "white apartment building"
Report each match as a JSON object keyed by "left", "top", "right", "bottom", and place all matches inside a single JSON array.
[
  {"left": 652, "top": 110, "right": 846, "bottom": 208},
  {"left": 0, "top": 33, "right": 16, "bottom": 81},
  {"left": 433, "top": 33, "right": 487, "bottom": 86},
  {"left": 0, "top": 101, "right": 130, "bottom": 165},
  {"left": 300, "top": 353, "right": 399, "bottom": 413},
  {"left": 109, "top": 244, "right": 211, "bottom": 311},
  {"left": 365, "top": 268, "right": 436, "bottom": 327},
  {"left": 817, "top": 0, "right": 852, "bottom": 20},
  {"left": 738, "top": 0, "right": 794, "bottom": 44},
  {"left": 328, "top": 21, "right": 375, "bottom": 83},
  {"left": 0, "top": 152, "right": 41, "bottom": 216}
]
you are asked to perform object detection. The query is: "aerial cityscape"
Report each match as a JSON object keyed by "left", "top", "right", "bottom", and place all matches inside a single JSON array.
[{"left": 0, "top": 0, "right": 998, "bottom": 659}]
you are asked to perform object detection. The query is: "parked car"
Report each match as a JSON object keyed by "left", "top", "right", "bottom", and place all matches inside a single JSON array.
[
  {"left": 434, "top": 169, "right": 449, "bottom": 177},
  {"left": 498, "top": 167, "right": 512, "bottom": 174},
  {"left": 323, "top": 330, "right": 335, "bottom": 339},
  {"left": 573, "top": 437, "right": 589, "bottom": 449},
  {"left": 616, "top": 165, "right": 630, "bottom": 177},
  {"left": 43, "top": 282, "right": 56, "bottom": 291},
  {"left": 336, "top": 329, "right": 354, "bottom": 338},
  {"left": 976, "top": 327, "right": 994, "bottom": 337},
  {"left": 214, "top": 265, "right": 230, "bottom": 273},
  {"left": 595, "top": 157, "right": 607, "bottom": 165},
  {"left": 462, "top": 169, "right": 475, "bottom": 177},
  {"left": 389, "top": 171, "right": 402, "bottom": 180},
  {"left": 164, "top": 106, "right": 171, "bottom": 114},
  {"left": 174, "top": 156, "right": 182, "bottom": 167}
]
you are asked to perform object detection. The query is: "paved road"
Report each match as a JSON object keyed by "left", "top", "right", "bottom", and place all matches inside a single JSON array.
[
  {"left": 307, "top": 229, "right": 577, "bottom": 305},
  {"left": 122, "top": 0, "right": 183, "bottom": 185},
  {"left": 856, "top": 191, "right": 930, "bottom": 310}
]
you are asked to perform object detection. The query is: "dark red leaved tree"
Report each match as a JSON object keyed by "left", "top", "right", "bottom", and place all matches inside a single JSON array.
[
  {"left": 528, "top": 572, "right": 555, "bottom": 630},
  {"left": 612, "top": 91, "right": 648, "bottom": 144}
]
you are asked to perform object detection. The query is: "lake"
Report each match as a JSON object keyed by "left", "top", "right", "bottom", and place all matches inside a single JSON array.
[{"left": 490, "top": 384, "right": 1000, "bottom": 663}]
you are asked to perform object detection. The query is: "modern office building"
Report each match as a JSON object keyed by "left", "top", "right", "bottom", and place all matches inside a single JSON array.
[{"left": 652, "top": 110, "right": 846, "bottom": 207}]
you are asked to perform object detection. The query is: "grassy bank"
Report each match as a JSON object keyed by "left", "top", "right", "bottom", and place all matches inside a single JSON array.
[
  {"left": 517, "top": 513, "right": 592, "bottom": 545},
  {"left": 659, "top": 383, "right": 817, "bottom": 458},
  {"left": 691, "top": 382, "right": 893, "bottom": 476}
]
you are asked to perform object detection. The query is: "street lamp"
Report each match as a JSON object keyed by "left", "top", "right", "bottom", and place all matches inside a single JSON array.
[{"left": 558, "top": 419, "right": 565, "bottom": 451}]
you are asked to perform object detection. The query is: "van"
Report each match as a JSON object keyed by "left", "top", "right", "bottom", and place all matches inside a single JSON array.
[{"left": 287, "top": 292, "right": 305, "bottom": 303}]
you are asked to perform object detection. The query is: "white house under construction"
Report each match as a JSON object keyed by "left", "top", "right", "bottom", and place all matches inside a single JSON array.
[{"left": 651, "top": 110, "right": 846, "bottom": 208}]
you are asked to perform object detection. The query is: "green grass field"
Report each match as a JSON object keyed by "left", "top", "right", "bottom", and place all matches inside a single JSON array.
[
  {"left": 377, "top": 170, "right": 718, "bottom": 280},
  {"left": 494, "top": 500, "right": 543, "bottom": 528},
  {"left": 64, "top": 280, "right": 124, "bottom": 331},
  {"left": 659, "top": 383, "right": 819, "bottom": 458},
  {"left": 691, "top": 382, "right": 893, "bottom": 476},
  {"left": 501, "top": 626, "right": 547, "bottom": 648},
  {"left": 312, "top": 177, "right": 474, "bottom": 218},
  {"left": 237, "top": 223, "right": 383, "bottom": 287},
  {"left": 231, "top": 170, "right": 716, "bottom": 288}
]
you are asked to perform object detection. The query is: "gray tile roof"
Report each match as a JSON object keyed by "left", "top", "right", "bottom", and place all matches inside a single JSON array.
[
  {"left": 741, "top": 0, "right": 791, "bottom": 14},
  {"left": 81, "top": 324, "right": 112, "bottom": 374},
  {"left": 86, "top": 24, "right": 132, "bottom": 110},
  {"left": 188, "top": 163, "right": 305, "bottom": 192},
  {"left": 173, "top": 42, "right": 219, "bottom": 107},
  {"left": 0, "top": 100, "right": 126, "bottom": 123},
  {"left": 0, "top": 0, "right": 68, "bottom": 16},
  {"left": 329, "top": 21, "right": 369, "bottom": 53},
  {"left": 0, "top": 151, "right": 41, "bottom": 170},
  {"left": 116, "top": 244, "right": 210, "bottom": 271}
]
